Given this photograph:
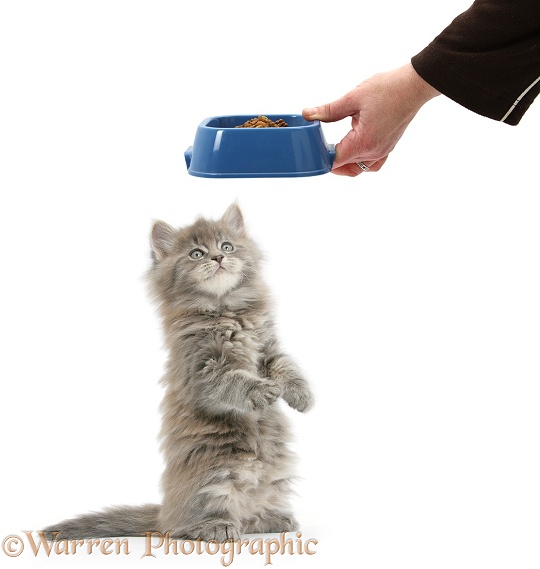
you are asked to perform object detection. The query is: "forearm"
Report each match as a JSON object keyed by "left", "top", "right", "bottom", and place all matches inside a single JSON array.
[{"left": 411, "top": 0, "right": 540, "bottom": 124}]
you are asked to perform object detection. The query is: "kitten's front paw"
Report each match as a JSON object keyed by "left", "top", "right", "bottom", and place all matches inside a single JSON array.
[
  {"left": 248, "top": 380, "right": 282, "bottom": 409},
  {"left": 282, "top": 382, "right": 315, "bottom": 413},
  {"left": 267, "top": 356, "right": 313, "bottom": 411}
]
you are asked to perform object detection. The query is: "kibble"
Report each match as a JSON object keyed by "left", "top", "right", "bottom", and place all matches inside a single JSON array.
[{"left": 235, "top": 116, "right": 288, "bottom": 128}]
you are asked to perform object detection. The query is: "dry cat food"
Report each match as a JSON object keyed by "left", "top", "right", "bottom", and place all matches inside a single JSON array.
[{"left": 235, "top": 116, "right": 288, "bottom": 128}]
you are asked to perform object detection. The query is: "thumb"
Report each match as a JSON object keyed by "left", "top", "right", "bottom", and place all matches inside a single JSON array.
[{"left": 302, "top": 91, "right": 359, "bottom": 123}]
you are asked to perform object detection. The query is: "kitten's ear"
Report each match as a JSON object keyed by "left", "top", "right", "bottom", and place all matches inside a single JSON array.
[
  {"left": 221, "top": 203, "right": 245, "bottom": 235},
  {"left": 151, "top": 221, "right": 177, "bottom": 260}
]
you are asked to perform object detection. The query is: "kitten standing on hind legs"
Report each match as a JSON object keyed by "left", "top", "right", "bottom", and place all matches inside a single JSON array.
[{"left": 43, "top": 203, "right": 314, "bottom": 542}]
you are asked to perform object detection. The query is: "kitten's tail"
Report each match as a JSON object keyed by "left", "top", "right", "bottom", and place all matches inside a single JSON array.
[{"left": 42, "top": 504, "right": 161, "bottom": 541}]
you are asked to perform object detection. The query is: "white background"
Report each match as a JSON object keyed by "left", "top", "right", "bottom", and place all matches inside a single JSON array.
[{"left": 1, "top": 1, "right": 539, "bottom": 568}]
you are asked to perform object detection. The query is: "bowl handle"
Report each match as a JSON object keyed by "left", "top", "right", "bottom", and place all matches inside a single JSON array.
[
  {"left": 184, "top": 146, "right": 193, "bottom": 170},
  {"left": 327, "top": 143, "right": 336, "bottom": 169}
]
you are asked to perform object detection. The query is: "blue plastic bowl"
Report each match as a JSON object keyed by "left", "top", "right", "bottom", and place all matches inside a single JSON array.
[{"left": 185, "top": 115, "right": 335, "bottom": 178}]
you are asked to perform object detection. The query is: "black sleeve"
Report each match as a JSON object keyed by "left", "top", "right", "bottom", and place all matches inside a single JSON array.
[{"left": 411, "top": 0, "right": 540, "bottom": 125}]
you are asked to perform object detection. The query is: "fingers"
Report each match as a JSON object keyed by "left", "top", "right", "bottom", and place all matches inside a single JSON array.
[
  {"left": 332, "top": 128, "right": 363, "bottom": 169},
  {"left": 331, "top": 156, "right": 388, "bottom": 177},
  {"left": 302, "top": 90, "right": 361, "bottom": 123},
  {"left": 367, "top": 156, "right": 388, "bottom": 172}
]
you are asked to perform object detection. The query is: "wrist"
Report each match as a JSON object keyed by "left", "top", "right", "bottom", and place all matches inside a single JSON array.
[{"left": 401, "top": 62, "right": 440, "bottom": 107}]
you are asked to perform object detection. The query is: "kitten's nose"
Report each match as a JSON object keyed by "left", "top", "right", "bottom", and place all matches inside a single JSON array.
[{"left": 212, "top": 255, "right": 224, "bottom": 264}]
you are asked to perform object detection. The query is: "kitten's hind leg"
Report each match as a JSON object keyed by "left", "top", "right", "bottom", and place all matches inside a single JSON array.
[
  {"left": 160, "top": 468, "right": 244, "bottom": 543},
  {"left": 243, "top": 477, "right": 298, "bottom": 534},
  {"left": 243, "top": 510, "right": 299, "bottom": 534}
]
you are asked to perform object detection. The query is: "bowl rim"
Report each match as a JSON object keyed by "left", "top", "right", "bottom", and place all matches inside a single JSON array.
[{"left": 199, "top": 114, "right": 320, "bottom": 130}]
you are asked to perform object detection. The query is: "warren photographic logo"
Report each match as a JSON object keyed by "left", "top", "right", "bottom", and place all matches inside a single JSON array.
[{"left": 2, "top": 531, "right": 318, "bottom": 566}]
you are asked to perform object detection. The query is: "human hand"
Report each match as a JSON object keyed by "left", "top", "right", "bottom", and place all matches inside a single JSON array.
[{"left": 303, "top": 63, "right": 439, "bottom": 177}]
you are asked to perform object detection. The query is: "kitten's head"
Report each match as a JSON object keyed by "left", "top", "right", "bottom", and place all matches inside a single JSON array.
[{"left": 148, "top": 204, "right": 263, "bottom": 308}]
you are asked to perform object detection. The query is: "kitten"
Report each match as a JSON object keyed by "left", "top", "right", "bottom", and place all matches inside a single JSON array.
[{"left": 43, "top": 203, "right": 314, "bottom": 542}]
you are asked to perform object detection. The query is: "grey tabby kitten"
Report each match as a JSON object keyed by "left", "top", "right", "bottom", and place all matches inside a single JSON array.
[{"left": 43, "top": 203, "right": 313, "bottom": 542}]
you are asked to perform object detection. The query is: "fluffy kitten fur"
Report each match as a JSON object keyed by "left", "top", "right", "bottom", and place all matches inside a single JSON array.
[{"left": 43, "top": 204, "right": 313, "bottom": 542}]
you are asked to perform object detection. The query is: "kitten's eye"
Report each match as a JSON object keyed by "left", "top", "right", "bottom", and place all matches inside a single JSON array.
[
  {"left": 221, "top": 242, "right": 235, "bottom": 253},
  {"left": 189, "top": 249, "right": 205, "bottom": 260}
]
